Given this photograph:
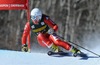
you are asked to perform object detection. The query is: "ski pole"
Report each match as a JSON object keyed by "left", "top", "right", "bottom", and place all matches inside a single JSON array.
[{"left": 57, "top": 35, "right": 100, "bottom": 57}]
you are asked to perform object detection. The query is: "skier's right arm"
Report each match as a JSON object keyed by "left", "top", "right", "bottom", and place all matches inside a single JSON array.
[{"left": 21, "top": 22, "right": 31, "bottom": 52}]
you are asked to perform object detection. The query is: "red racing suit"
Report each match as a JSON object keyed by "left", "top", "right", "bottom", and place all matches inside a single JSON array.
[{"left": 22, "top": 14, "right": 71, "bottom": 51}]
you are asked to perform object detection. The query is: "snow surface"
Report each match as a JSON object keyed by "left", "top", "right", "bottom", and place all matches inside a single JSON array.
[{"left": 0, "top": 50, "right": 100, "bottom": 65}]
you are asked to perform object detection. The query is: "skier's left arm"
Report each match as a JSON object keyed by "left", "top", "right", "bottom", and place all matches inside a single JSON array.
[{"left": 44, "top": 17, "right": 58, "bottom": 33}]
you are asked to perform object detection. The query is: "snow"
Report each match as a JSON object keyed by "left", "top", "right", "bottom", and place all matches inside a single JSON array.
[{"left": 0, "top": 50, "right": 100, "bottom": 65}]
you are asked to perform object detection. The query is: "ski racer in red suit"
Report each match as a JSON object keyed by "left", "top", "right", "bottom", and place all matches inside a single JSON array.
[{"left": 21, "top": 8, "right": 81, "bottom": 56}]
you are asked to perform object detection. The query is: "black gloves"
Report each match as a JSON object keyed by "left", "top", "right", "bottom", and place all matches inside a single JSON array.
[{"left": 22, "top": 44, "right": 30, "bottom": 52}]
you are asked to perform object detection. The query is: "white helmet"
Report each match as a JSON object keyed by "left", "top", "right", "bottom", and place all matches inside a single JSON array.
[{"left": 31, "top": 8, "right": 42, "bottom": 21}]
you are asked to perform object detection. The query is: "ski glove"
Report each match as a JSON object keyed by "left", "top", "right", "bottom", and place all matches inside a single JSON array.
[
  {"left": 22, "top": 44, "right": 29, "bottom": 52},
  {"left": 48, "top": 28, "right": 54, "bottom": 34}
]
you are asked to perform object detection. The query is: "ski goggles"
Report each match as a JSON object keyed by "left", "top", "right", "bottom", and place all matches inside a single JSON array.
[
  {"left": 31, "top": 16, "right": 37, "bottom": 20},
  {"left": 31, "top": 15, "right": 41, "bottom": 21}
]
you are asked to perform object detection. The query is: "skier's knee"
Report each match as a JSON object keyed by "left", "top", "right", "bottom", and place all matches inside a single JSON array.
[{"left": 53, "top": 40, "right": 60, "bottom": 45}]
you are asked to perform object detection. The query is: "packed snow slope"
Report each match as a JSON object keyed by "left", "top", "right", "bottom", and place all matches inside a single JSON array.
[{"left": 0, "top": 50, "right": 100, "bottom": 65}]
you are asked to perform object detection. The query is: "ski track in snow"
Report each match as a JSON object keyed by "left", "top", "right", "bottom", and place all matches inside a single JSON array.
[{"left": 0, "top": 50, "right": 100, "bottom": 65}]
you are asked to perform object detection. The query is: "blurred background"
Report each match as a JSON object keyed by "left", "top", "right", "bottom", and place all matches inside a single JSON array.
[{"left": 0, "top": 0, "right": 100, "bottom": 52}]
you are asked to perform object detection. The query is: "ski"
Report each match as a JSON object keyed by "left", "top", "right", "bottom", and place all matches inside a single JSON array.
[
  {"left": 47, "top": 51, "right": 71, "bottom": 56},
  {"left": 47, "top": 51, "right": 88, "bottom": 58}
]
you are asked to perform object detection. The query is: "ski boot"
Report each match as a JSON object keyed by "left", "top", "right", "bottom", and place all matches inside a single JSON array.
[
  {"left": 70, "top": 47, "right": 87, "bottom": 57},
  {"left": 50, "top": 44, "right": 62, "bottom": 52},
  {"left": 48, "top": 44, "right": 63, "bottom": 56},
  {"left": 70, "top": 46, "right": 81, "bottom": 57},
  {"left": 73, "top": 50, "right": 81, "bottom": 57}
]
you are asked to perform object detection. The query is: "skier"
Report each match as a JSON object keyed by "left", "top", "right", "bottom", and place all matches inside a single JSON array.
[{"left": 21, "top": 8, "right": 81, "bottom": 56}]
